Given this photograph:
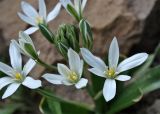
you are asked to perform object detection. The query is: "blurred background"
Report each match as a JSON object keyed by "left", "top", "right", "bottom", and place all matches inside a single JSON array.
[{"left": 0, "top": 0, "right": 160, "bottom": 114}]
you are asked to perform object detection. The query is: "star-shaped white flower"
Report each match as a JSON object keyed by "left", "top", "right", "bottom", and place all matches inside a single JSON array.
[
  {"left": 42, "top": 48, "right": 88, "bottom": 89},
  {"left": 60, "top": 0, "right": 87, "bottom": 21},
  {"left": 81, "top": 37, "right": 148, "bottom": 102},
  {"left": 18, "top": 0, "right": 61, "bottom": 34},
  {"left": 0, "top": 42, "right": 41, "bottom": 99}
]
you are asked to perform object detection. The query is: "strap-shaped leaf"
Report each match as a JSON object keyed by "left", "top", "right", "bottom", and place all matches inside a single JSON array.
[
  {"left": 107, "top": 66, "right": 160, "bottom": 114},
  {"left": 39, "top": 24, "right": 55, "bottom": 43},
  {"left": 24, "top": 43, "right": 38, "bottom": 59},
  {"left": 39, "top": 97, "right": 62, "bottom": 114},
  {"left": 67, "top": 4, "right": 80, "bottom": 22},
  {"left": 37, "top": 88, "right": 94, "bottom": 113}
]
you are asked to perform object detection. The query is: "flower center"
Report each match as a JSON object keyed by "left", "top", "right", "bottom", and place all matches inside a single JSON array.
[
  {"left": 68, "top": 71, "right": 78, "bottom": 83},
  {"left": 35, "top": 16, "right": 44, "bottom": 25},
  {"left": 15, "top": 72, "right": 23, "bottom": 81},
  {"left": 104, "top": 68, "right": 116, "bottom": 78}
]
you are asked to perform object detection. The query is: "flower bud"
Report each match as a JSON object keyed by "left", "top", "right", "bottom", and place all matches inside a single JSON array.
[
  {"left": 11, "top": 31, "right": 39, "bottom": 60},
  {"left": 55, "top": 24, "right": 79, "bottom": 58},
  {"left": 79, "top": 19, "right": 93, "bottom": 49}
]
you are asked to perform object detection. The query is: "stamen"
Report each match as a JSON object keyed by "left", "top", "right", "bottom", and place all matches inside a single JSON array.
[
  {"left": 35, "top": 16, "right": 44, "bottom": 25},
  {"left": 68, "top": 71, "right": 78, "bottom": 82},
  {"left": 104, "top": 68, "right": 116, "bottom": 78},
  {"left": 15, "top": 72, "right": 23, "bottom": 81}
]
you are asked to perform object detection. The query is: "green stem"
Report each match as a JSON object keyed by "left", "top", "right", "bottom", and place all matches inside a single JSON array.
[
  {"left": 94, "top": 90, "right": 103, "bottom": 100},
  {"left": 36, "top": 58, "right": 57, "bottom": 71}
]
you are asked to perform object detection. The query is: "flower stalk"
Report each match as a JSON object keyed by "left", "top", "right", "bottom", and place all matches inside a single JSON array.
[{"left": 36, "top": 58, "right": 57, "bottom": 71}]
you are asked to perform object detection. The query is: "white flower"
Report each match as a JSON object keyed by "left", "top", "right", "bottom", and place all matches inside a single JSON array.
[
  {"left": 0, "top": 42, "right": 41, "bottom": 99},
  {"left": 42, "top": 48, "right": 88, "bottom": 89},
  {"left": 60, "top": 0, "right": 87, "bottom": 21},
  {"left": 11, "top": 31, "right": 39, "bottom": 59},
  {"left": 18, "top": 0, "right": 61, "bottom": 34},
  {"left": 81, "top": 37, "right": 148, "bottom": 102}
]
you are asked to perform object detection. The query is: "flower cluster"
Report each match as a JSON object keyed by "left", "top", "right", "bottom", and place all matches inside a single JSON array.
[{"left": 0, "top": 0, "right": 148, "bottom": 103}]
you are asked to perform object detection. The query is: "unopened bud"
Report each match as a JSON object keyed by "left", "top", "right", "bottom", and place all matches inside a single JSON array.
[
  {"left": 55, "top": 24, "right": 79, "bottom": 58},
  {"left": 79, "top": 19, "right": 93, "bottom": 49}
]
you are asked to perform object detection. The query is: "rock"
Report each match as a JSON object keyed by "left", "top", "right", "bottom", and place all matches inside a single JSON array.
[
  {"left": 147, "top": 100, "right": 160, "bottom": 114},
  {"left": 0, "top": 0, "right": 160, "bottom": 112},
  {"left": 0, "top": 0, "right": 157, "bottom": 75}
]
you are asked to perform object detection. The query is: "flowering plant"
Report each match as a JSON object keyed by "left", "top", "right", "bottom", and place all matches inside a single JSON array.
[{"left": 0, "top": 0, "right": 160, "bottom": 114}]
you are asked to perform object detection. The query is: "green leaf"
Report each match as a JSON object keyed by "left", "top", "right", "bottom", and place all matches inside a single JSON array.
[
  {"left": 67, "top": 4, "right": 80, "bottom": 22},
  {"left": 107, "top": 66, "right": 160, "bottom": 114},
  {"left": 37, "top": 88, "right": 94, "bottom": 113},
  {"left": 47, "top": 99, "right": 62, "bottom": 114},
  {"left": 39, "top": 97, "right": 62, "bottom": 114},
  {"left": 0, "top": 103, "right": 24, "bottom": 114},
  {"left": 24, "top": 43, "right": 38, "bottom": 59},
  {"left": 39, "top": 24, "right": 55, "bottom": 43}
]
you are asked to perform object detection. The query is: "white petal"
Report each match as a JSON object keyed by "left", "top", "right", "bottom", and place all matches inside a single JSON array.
[
  {"left": 19, "top": 31, "right": 36, "bottom": 50},
  {"left": 116, "top": 75, "right": 131, "bottom": 81},
  {"left": 79, "top": 60, "right": 84, "bottom": 77},
  {"left": 103, "top": 79, "right": 116, "bottom": 102},
  {"left": 62, "top": 80, "right": 73, "bottom": 86},
  {"left": 88, "top": 68, "right": 105, "bottom": 78},
  {"left": 0, "top": 77, "right": 14, "bottom": 90},
  {"left": 75, "top": 78, "right": 88, "bottom": 89},
  {"left": 81, "top": 0, "right": 87, "bottom": 11},
  {"left": 24, "top": 27, "right": 38, "bottom": 35},
  {"left": 74, "top": 0, "right": 80, "bottom": 12},
  {"left": 60, "top": 0, "right": 72, "bottom": 8},
  {"left": 18, "top": 13, "right": 36, "bottom": 26},
  {"left": 11, "top": 40, "right": 25, "bottom": 54},
  {"left": 81, "top": 48, "right": 107, "bottom": 71},
  {"left": 9, "top": 42, "right": 22, "bottom": 72},
  {"left": 39, "top": 0, "right": 47, "bottom": 19},
  {"left": 23, "top": 59, "right": 36, "bottom": 76},
  {"left": 2, "top": 83, "right": 20, "bottom": 99},
  {"left": 117, "top": 53, "right": 148, "bottom": 73},
  {"left": 0, "top": 62, "right": 14, "bottom": 77},
  {"left": 108, "top": 37, "right": 119, "bottom": 69},
  {"left": 68, "top": 48, "right": 81, "bottom": 76},
  {"left": 22, "top": 77, "right": 42, "bottom": 89},
  {"left": 42, "top": 73, "right": 65, "bottom": 85},
  {"left": 21, "top": 1, "right": 38, "bottom": 19},
  {"left": 58, "top": 64, "right": 70, "bottom": 78},
  {"left": 47, "top": 3, "right": 61, "bottom": 22}
]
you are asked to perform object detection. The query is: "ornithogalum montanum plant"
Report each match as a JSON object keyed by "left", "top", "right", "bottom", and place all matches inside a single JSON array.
[
  {"left": 18, "top": 0, "right": 61, "bottom": 34},
  {"left": 0, "top": 42, "right": 41, "bottom": 99},
  {"left": 81, "top": 37, "right": 148, "bottom": 102},
  {"left": 1, "top": 0, "right": 159, "bottom": 113},
  {"left": 42, "top": 48, "right": 88, "bottom": 89}
]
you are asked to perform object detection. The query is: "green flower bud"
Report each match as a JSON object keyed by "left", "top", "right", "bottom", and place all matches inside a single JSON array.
[
  {"left": 12, "top": 31, "right": 39, "bottom": 60},
  {"left": 79, "top": 19, "right": 93, "bottom": 49},
  {"left": 55, "top": 24, "right": 80, "bottom": 58}
]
